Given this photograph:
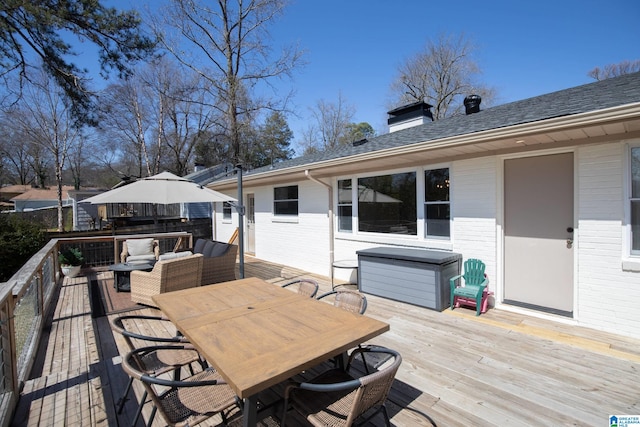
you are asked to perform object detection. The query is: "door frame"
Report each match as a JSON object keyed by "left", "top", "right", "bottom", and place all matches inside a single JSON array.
[
  {"left": 497, "top": 147, "right": 579, "bottom": 318},
  {"left": 246, "top": 193, "right": 255, "bottom": 255}
]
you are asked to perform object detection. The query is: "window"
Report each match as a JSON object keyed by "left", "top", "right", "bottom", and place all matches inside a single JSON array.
[
  {"left": 358, "top": 172, "right": 416, "bottom": 235},
  {"left": 274, "top": 185, "right": 298, "bottom": 216},
  {"left": 337, "top": 179, "right": 352, "bottom": 232},
  {"left": 424, "top": 168, "right": 450, "bottom": 238},
  {"left": 222, "top": 202, "right": 232, "bottom": 220},
  {"left": 631, "top": 148, "right": 640, "bottom": 254}
]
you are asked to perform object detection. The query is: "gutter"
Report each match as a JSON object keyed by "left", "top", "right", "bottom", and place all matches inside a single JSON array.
[{"left": 304, "top": 170, "right": 334, "bottom": 276}]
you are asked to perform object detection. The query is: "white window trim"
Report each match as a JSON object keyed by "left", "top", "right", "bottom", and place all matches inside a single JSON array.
[
  {"left": 332, "top": 164, "right": 453, "bottom": 248},
  {"left": 273, "top": 185, "right": 299, "bottom": 217},
  {"left": 335, "top": 178, "right": 353, "bottom": 233},
  {"left": 423, "top": 166, "right": 451, "bottom": 240},
  {"left": 222, "top": 201, "right": 233, "bottom": 223},
  {"left": 623, "top": 141, "right": 640, "bottom": 270}
]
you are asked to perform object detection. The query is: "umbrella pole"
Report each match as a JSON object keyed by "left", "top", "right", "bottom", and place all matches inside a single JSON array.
[{"left": 236, "top": 165, "right": 245, "bottom": 278}]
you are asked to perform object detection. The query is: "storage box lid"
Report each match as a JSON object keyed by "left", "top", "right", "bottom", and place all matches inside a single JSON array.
[{"left": 356, "top": 247, "right": 461, "bottom": 264}]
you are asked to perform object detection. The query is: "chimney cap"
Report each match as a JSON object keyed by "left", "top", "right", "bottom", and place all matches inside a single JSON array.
[
  {"left": 387, "top": 101, "right": 434, "bottom": 129},
  {"left": 387, "top": 100, "right": 433, "bottom": 116},
  {"left": 464, "top": 95, "right": 481, "bottom": 114}
]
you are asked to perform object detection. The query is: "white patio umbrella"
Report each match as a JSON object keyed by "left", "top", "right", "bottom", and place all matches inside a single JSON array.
[{"left": 81, "top": 171, "right": 236, "bottom": 205}]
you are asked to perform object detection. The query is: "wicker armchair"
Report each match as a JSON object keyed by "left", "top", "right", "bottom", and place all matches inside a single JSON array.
[
  {"left": 317, "top": 290, "right": 368, "bottom": 314},
  {"left": 130, "top": 254, "right": 203, "bottom": 307},
  {"left": 110, "top": 314, "right": 203, "bottom": 422},
  {"left": 282, "top": 279, "right": 319, "bottom": 298},
  {"left": 120, "top": 238, "right": 160, "bottom": 264},
  {"left": 281, "top": 345, "right": 402, "bottom": 427},
  {"left": 122, "top": 345, "right": 238, "bottom": 426}
]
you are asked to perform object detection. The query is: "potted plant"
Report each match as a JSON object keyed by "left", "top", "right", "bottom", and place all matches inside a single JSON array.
[{"left": 59, "top": 247, "right": 84, "bottom": 278}]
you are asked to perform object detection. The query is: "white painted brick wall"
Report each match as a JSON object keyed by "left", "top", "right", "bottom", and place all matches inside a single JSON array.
[
  {"left": 251, "top": 181, "right": 330, "bottom": 276},
  {"left": 576, "top": 142, "right": 640, "bottom": 338},
  {"left": 450, "top": 157, "right": 498, "bottom": 282},
  {"left": 213, "top": 200, "right": 238, "bottom": 243}
]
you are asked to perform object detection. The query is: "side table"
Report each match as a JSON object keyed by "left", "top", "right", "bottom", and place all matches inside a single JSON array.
[
  {"left": 109, "top": 262, "right": 155, "bottom": 292},
  {"left": 331, "top": 259, "right": 359, "bottom": 290}
]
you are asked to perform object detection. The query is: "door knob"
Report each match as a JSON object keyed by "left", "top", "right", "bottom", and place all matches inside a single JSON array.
[{"left": 566, "top": 238, "right": 573, "bottom": 249}]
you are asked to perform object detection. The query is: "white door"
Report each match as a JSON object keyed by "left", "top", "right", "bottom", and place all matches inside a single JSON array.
[
  {"left": 504, "top": 153, "right": 574, "bottom": 316},
  {"left": 246, "top": 194, "right": 255, "bottom": 254}
]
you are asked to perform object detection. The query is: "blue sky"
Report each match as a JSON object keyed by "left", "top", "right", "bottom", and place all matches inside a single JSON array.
[
  {"left": 100, "top": 0, "right": 639, "bottom": 149},
  {"left": 266, "top": 0, "right": 640, "bottom": 139}
]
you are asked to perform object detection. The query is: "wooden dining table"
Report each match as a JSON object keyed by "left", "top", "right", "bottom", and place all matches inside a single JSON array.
[{"left": 152, "top": 277, "right": 390, "bottom": 426}]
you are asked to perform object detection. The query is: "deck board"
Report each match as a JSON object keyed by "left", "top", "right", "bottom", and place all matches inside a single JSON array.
[{"left": 10, "top": 255, "right": 640, "bottom": 427}]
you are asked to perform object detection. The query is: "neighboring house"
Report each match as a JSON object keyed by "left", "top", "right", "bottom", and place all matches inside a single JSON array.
[
  {"left": 0, "top": 185, "right": 31, "bottom": 210},
  {"left": 10, "top": 186, "right": 74, "bottom": 212},
  {"left": 67, "top": 189, "right": 102, "bottom": 231},
  {"left": 207, "top": 72, "right": 640, "bottom": 340},
  {"left": 182, "top": 163, "right": 234, "bottom": 220}
]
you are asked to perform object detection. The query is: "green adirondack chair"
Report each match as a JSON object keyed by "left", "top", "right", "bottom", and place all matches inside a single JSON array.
[{"left": 450, "top": 258, "right": 489, "bottom": 316}]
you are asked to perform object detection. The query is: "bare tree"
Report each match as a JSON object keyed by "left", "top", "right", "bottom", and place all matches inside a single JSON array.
[
  {"left": 156, "top": 0, "right": 304, "bottom": 164},
  {"left": 302, "top": 93, "right": 355, "bottom": 154},
  {"left": 145, "top": 60, "right": 219, "bottom": 175},
  {"left": 98, "top": 57, "right": 220, "bottom": 179},
  {"left": 98, "top": 78, "right": 154, "bottom": 179},
  {"left": 12, "top": 69, "right": 83, "bottom": 231},
  {"left": 588, "top": 59, "right": 640, "bottom": 81},
  {"left": 389, "top": 33, "right": 494, "bottom": 120},
  {"left": 0, "top": 114, "right": 33, "bottom": 185}
]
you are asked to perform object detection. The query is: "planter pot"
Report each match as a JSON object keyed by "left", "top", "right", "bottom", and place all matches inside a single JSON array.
[{"left": 61, "top": 265, "right": 82, "bottom": 278}]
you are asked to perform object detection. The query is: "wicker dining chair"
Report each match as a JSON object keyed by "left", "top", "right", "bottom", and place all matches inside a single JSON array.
[
  {"left": 122, "top": 345, "right": 239, "bottom": 427},
  {"left": 281, "top": 278, "right": 319, "bottom": 298},
  {"left": 317, "top": 289, "right": 368, "bottom": 314},
  {"left": 110, "top": 314, "right": 204, "bottom": 422},
  {"left": 281, "top": 345, "right": 402, "bottom": 427}
]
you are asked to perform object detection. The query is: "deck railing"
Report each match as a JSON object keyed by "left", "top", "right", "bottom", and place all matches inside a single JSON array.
[{"left": 0, "top": 231, "right": 193, "bottom": 427}]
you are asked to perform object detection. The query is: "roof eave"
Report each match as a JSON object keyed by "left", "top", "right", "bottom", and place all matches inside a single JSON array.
[{"left": 208, "top": 102, "right": 640, "bottom": 190}]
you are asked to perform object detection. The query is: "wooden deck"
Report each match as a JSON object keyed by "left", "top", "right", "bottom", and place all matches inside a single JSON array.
[{"left": 11, "top": 255, "right": 640, "bottom": 426}]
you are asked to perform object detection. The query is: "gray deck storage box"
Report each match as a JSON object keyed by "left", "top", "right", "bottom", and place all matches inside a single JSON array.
[{"left": 356, "top": 247, "right": 462, "bottom": 311}]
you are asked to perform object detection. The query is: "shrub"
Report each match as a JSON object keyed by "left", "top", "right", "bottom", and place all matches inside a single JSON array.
[
  {"left": 0, "top": 214, "right": 48, "bottom": 281},
  {"left": 58, "top": 247, "right": 84, "bottom": 266}
]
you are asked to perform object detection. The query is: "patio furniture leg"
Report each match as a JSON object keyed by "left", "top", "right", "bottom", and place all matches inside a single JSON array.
[
  {"left": 116, "top": 377, "right": 132, "bottom": 413},
  {"left": 130, "top": 390, "right": 147, "bottom": 427},
  {"left": 242, "top": 395, "right": 258, "bottom": 427}
]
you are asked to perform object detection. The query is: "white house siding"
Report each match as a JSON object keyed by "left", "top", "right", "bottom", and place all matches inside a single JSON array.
[
  {"left": 576, "top": 141, "right": 640, "bottom": 339},
  {"left": 213, "top": 201, "right": 238, "bottom": 242},
  {"left": 450, "top": 157, "right": 498, "bottom": 284},
  {"left": 249, "top": 181, "right": 331, "bottom": 276}
]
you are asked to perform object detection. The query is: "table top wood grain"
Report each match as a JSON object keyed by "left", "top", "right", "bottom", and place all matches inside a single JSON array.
[{"left": 153, "top": 277, "right": 389, "bottom": 398}]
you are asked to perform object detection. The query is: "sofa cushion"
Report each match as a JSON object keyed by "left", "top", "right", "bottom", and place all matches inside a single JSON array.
[
  {"left": 202, "top": 241, "right": 230, "bottom": 258},
  {"left": 126, "top": 238, "right": 154, "bottom": 256},
  {"left": 193, "top": 239, "right": 207, "bottom": 254},
  {"left": 158, "top": 251, "right": 193, "bottom": 261},
  {"left": 202, "top": 240, "right": 217, "bottom": 258},
  {"left": 127, "top": 254, "right": 156, "bottom": 264},
  {"left": 209, "top": 242, "right": 230, "bottom": 257}
]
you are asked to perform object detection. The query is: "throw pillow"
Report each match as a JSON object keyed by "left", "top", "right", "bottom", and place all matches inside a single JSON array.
[
  {"left": 209, "top": 242, "right": 230, "bottom": 257},
  {"left": 126, "top": 238, "right": 154, "bottom": 256},
  {"left": 193, "top": 239, "right": 207, "bottom": 254}
]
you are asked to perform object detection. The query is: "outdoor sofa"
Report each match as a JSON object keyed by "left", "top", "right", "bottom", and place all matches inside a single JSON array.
[{"left": 191, "top": 238, "right": 238, "bottom": 285}]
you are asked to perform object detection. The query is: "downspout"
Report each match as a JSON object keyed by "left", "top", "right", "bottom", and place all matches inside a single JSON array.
[{"left": 304, "top": 170, "right": 334, "bottom": 276}]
